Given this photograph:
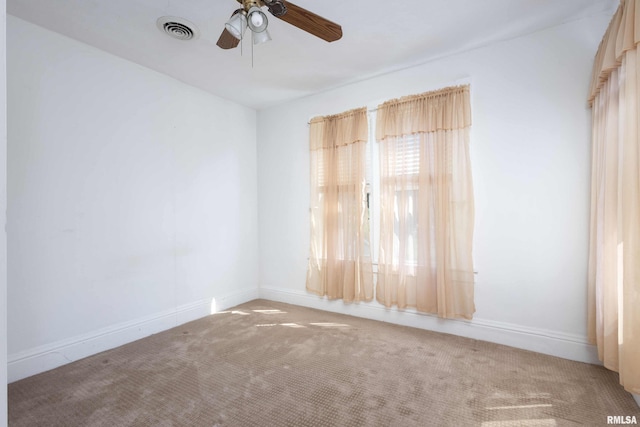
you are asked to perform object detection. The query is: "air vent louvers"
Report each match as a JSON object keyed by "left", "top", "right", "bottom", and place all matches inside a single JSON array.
[{"left": 157, "top": 17, "right": 200, "bottom": 41}]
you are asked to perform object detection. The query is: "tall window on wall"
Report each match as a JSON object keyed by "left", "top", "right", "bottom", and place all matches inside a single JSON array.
[
  {"left": 306, "top": 108, "right": 374, "bottom": 302},
  {"left": 587, "top": 0, "right": 639, "bottom": 395},
  {"left": 376, "top": 85, "right": 475, "bottom": 319}
]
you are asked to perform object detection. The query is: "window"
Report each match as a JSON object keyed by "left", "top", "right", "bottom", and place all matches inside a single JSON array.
[
  {"left": 307, "top": 86, "right": 474, "bottom": 319},
  {"left": 374, "top": 85, "right": 475, "bottom": 319},
  {"left": 306, "top": 108, "right": 374, "bottom": 303}
]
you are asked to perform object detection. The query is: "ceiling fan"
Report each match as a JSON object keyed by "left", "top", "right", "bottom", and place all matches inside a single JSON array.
[{"left": 216, "top": 0, "right": 343, "bottom": 49}]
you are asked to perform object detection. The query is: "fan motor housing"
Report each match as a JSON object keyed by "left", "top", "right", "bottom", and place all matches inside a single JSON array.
[{"left": 234, "top": 0, "right": 287, "bottom": 17}]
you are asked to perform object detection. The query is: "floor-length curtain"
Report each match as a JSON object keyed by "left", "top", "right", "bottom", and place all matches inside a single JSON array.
[
  {"left": 587, "top": 0, "right": 640, "bottom": 394},
  {"left": 306, "top": 108, "right": 374, "bottom": 302},
  {"left": 376, "top": 86, "right": 475, "bottom": 319}
]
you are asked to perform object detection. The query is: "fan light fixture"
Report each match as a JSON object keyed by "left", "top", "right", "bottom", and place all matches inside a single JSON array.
[
  {"left": 225, "top": 9, "right": 247, "bottom": 39},
  {"left": 253, "top": 29, "right": 272, "bottom": 45},
  {"left": 225, "top": 5, "right": 269, "bottom": 43},
  {"left": 247, "top": 6, "right": 268, "bottom": 33}
]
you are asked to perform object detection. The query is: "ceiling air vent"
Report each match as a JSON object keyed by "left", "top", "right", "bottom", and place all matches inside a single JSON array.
[{"left": 157, "top": 16, "right": 199, "bottom": 41}]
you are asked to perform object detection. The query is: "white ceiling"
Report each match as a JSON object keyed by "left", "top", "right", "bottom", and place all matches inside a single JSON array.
[{"left": 8, "top": 0, "right": 616, "bottom": 110}]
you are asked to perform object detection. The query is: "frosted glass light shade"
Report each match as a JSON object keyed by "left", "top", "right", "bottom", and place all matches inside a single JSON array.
[
  {"left": 247, "top": 6, "right": 268, "bottom": 33},
  {"left": 253, "top": 29, "right": 272, "bottom": 45},
  {"left": 225, "top": 13, "right": 247, "bottom": 40}
]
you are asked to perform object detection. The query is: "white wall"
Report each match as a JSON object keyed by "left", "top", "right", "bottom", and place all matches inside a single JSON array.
[
  {"left": 257, "top": 14, "right": 611, "bottom": 363},
  {"left": 7, "top": 16, "right": 259, "bottom": 381},
  {"left": 1, "top": 0, "right": 7, "bottom": 424}
]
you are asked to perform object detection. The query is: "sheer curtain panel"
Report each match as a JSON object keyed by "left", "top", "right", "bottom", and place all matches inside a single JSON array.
[
  {"left": 306, "top": 108, "right": 374, "bottom": 302},
  {"left": 376, "top": 85, "right": 475, "bottom": 319},
  {"left": 588, "top": 0, "right": 640, "bottom": 394}
]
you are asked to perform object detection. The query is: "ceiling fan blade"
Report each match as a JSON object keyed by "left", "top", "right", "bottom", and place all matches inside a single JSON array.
[
  {"left": 216, "top": 28, "right": 240, "bottom": 49},
  {"left": 276, "top": 1, "right": 342, "bottom": 42}
]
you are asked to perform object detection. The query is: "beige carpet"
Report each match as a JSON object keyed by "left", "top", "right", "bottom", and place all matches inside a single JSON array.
[{"left": 8, "top": 299, "right": 640, "bottom": 426}]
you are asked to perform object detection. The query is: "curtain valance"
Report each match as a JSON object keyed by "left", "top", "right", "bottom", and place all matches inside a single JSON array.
[
  {"left": 309, "top": 107, "right": 368, "bottom": 150},
  {"left": 376, "top": 85, "right": 471, "bottom": 140},
  {"left": 589, "top": 0, "right": 639, "bottom": 105}
]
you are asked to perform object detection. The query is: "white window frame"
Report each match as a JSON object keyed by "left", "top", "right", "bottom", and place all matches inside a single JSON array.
[{"left": 366, "top": 109, "right": 381, "bottom": 269}]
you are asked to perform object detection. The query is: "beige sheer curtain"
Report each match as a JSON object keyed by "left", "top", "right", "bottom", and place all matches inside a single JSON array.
[
  {"left": 306, "top": 108, "right": 374, "bottom": 302},
  {"left": 376, "top": 85, "right": 475, "bottom": 319},
  {"left": 587, "top": 0, "right": 640, "bottom": 394}
]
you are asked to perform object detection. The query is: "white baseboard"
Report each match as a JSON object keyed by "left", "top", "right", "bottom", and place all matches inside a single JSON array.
[
  {"left": 8, "top": 288, "right": 260, "bottom": 383},
  {"left": 259, "top": 287, "right": 601, "bottom": 365},
  {"left": 9, "top": 286, "right": 601, "bottom": 384},
  {"left": 633, "top": 394, "right": 640, "bottom": 408}
]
